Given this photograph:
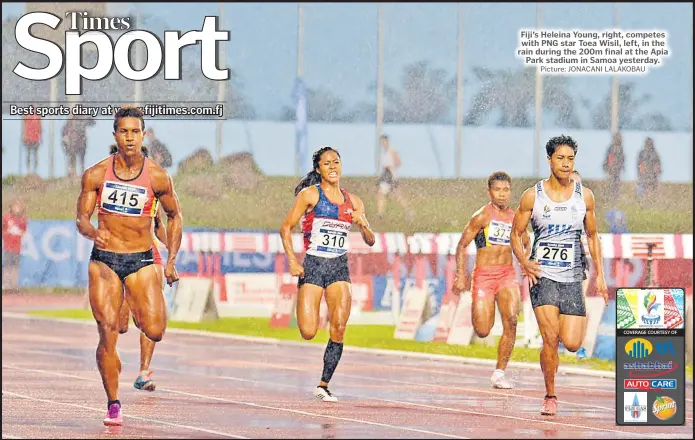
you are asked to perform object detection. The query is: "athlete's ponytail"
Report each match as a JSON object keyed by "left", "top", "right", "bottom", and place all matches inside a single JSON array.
[
  {"left": 294, "top": 170, "right": 322, "bottom": 196},
  {"left": 293, "top": 146, "right": 341, "bottom": 196}
]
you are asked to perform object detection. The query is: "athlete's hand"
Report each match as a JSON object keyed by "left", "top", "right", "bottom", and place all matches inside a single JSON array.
[
  {"left": 164, "top": 260, "right": 179, "bottom": 286},
  {"left": 452, "top": 273, "right": 466, "bottom": 296},
  {"left": 520, "top": 259, "right": 542, "bottom": 286},
  {"left": 353, "top": 211, "right": 369, "bottom": 229},
  {"left": 596, "top": 273, "right": 608, "bottom": 305},
  {"left": 94, "top": 229, "right": 111, "bottom": 249},
  {"left": 289, "top": 260, "right": 305, "bottom": 278}
]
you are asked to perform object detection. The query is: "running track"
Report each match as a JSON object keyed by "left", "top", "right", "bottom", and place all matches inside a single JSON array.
[{"left": 2, "top": 309, "right": 692, "bottom": 438}]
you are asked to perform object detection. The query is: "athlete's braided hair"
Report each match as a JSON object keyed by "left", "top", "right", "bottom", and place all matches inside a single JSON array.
[{"left": 294, "top": 146, "right": 341, "bottom": 196}]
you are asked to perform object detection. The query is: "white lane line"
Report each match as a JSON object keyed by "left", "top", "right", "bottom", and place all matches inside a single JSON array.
[
  {"left": 1, "top": 389, "right": 247, "bottom": 439},
  {"left": 2, "top": 364, "right": 468, "bottom": 439}
]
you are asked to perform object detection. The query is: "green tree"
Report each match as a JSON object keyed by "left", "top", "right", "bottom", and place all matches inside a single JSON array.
[{"left": 588, "top": 81, "right": 672, "bottom": 131}]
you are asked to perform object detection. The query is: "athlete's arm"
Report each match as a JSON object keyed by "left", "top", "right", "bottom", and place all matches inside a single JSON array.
[
  {"left": 154, "top": 205, "right": 168, "bottom": 247},
  {"left": 452, "top": 210, "right": 488, "bottom": 294},
  {"left": 583, "top": 187, "right": 608, "bottom": 305},
  {"left": 512, "top": 188, "right": 541, "bottom": 284},
  {"left": 76, "top": 165, "right": 107, "bottom": 247},
  {"left": 350, "top": 194, "right": 376, "bottom": 247},
  {"left": 522, "top": 229, "right": 532, "bottom": 260},
  {"left": 152, "top": 167, "right": 182, "bottom": 285},
  {"left": 280, "top": 187, "right": 318, "bottom": 276}
]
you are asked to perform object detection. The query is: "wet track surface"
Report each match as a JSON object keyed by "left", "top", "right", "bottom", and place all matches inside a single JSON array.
[{"left": 2, "top": 313, "right": 692, "bottom": 439}]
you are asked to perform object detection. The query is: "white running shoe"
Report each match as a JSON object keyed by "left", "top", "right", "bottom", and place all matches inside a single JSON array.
[
  {"left": 491, "top": 370, "right": 514, "bottom": 389},
  {"left": 313, "top": 386, "right": 338, "bottom": 402}
]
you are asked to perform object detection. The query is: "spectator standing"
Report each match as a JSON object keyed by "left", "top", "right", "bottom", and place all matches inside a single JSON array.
[
  {"left": 2, "top": 199, "right": 28, "bottom": 294},
  {"left": 602, "top": 132, "right": 625, "bottom": 203},
  {"left": 146, "top": 129, "right": 173, "bottom": 168},
  {"left": 636, "top": 137, "right": 662, "bottom": 203},
  {"left": 22, "top": 109, "right": 42, "bottom": 175},
  {"left": 376, "top": 134, "right": 413, "bottom": 220}
]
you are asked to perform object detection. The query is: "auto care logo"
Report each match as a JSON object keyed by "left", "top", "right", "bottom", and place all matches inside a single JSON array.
[
  {"left": 623, "top": 392, "right": 648, "bottom": 423},
  {"left": 623, "top": 360, "right": 677, "bottom": 378},
  {"left": 652, "top": 396, "right": 677, "bottom": 420},
  {"left": 624, "top": 338, "right": 652, "bottom": 359},
  {"left": 640, "top": 292, "right": 662, "bottom": 326},
  {"left": 623, "top": 379, "right": 677, "bottom": 390}
]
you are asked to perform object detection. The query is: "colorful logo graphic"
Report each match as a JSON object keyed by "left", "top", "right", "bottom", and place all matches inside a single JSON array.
[
  {"left": 624, "top": 361, "right": 678, "bottom": 379},
  {"left": 652, "top": 396, "right": 677, "bottom": 420},
  {"left": 624, "top": 392, "right": 648, "bottom": 423},
  {"left": 623, "top": 379, "right": 677, "bottom": 390},
  {"left": 655, "top": 342, "right": 676, "bottom": 355},
  {"left": 641, "top": 292, "right": 661, "bottom": 325},
  {"left": 625, "top": 338, "right": 652, "bottom": 359}
]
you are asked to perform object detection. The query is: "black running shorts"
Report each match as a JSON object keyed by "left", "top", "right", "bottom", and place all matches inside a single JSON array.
[
  {"left": 298, "top": 253, "right": 351, "bottom": 289},
  {"left": 90, "top": 247, "right": 155, "bottom": 282},
  {"left": 530, "top": 277, "right": 586, "bottom": 317}
]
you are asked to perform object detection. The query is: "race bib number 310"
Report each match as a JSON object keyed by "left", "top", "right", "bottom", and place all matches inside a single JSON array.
[
  {"left": 313, "top": 219, "right": 351, "bottom": 255},
  {"left": 100, "top": 181, "right": 148, "bottom": 216},
  {"left": 537, "top": 241, "right": 574, "bottom": 268}
]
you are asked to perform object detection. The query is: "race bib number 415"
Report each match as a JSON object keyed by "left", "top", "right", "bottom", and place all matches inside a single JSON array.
[
  {"left": 537, "top": 241, "right": 574, "bottom": 268},
  {"left": 100, "top": 181, "right": 148, "bottom": 216}
]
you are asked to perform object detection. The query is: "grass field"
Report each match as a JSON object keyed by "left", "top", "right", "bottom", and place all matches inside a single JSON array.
[{"left": 2, "top": 172, "right": 692, "bottom": 234}]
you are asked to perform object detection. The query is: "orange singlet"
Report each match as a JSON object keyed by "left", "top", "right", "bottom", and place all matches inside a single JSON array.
[{"left": 96, "top": 154, "right": 159, "bottom": 219}]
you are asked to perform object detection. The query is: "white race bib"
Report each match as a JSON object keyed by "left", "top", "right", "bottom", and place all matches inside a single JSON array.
[
  {"left": 100, "top": 181, "right": 149, "bottom": 216},
  {"left": 537, "top": 241, "right": 574, "bottom": 268},
  {"left": 487, "top": 220, "right": 512, "bottom": 246},
  {"left": 309, "top": 218, "right": 351, "bottom": 256}
]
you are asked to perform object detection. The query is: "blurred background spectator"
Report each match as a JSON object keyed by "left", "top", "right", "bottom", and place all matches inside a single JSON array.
[
  {"left": 22, "top": 108, "right": 41, "bottom": 175},
  {"left": 62, "top": 115, "right": 95, "bottom": 178},
  {"left": 146, "top": 128, "right": 173, "bottom": 169},
  {"left": 603, "top": 132, "right": 625, "bottom": 202},
  {"left": 377, "top": 134, "right": 414, "bottom": 220},
  {"left": 2, "top": 198, "right": 28, "bottom": 294},
  {"left": 636, "top": 137, "right": 662, "bottom": 204}
]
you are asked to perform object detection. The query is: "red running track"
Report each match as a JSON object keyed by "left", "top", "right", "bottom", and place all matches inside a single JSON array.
[{"left": 2, "top": 312, "right": 692, "bottom": 439}]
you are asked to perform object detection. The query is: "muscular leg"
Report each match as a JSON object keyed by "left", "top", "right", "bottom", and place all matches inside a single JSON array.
[
  {"left": 88, "top": 261, "right": 125, "bottom": 403},
  {"left": 472, "top": 295, "right": 496, "bottom": 339},
  {"left": 138, "top": 265, "right": 165, "bottom": 372},
  {"left": 534, "top": 305, "right": 561, "bottom": 397},
  {"left": 296, "top": 283, "right": 324, "bottom": 340},
  {"left": 559, "top": 314, "right": 587, "bottom": 353},
  {"left": 495, "top": 287, "right": 520, "bottom": 371},
  {"left": 123, "top": 265, "right": 167, "bottom": 343},
  {"left": 118, "top": 300, "right": 129, "bottom": 334},
  {"left": 320, "top": 281, "right": 351, "bottom": 387}
]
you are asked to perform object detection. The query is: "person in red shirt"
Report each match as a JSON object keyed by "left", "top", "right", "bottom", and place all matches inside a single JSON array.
[
  {"left": 22, "top": 110, "right": 42, "bottom": 175},
  {"left": 2, "top": 199, "right": 28, "bottom": 293}
]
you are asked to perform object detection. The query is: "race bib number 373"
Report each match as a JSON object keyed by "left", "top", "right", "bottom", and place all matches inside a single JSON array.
[
  {"left": 487, "top": 220, "right": 512, "bottom": 245},
  {"left": 537, "top": 241, "right": 574, "bottom": 268},
  {"left": 100, "top": 181, "right": 148, "bottom": 216}
]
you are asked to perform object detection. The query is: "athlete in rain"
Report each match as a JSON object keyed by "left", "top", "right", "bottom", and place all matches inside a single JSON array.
[
  {"left": 76, "top": 105, "right": 183, "bottom": 425},
  {"left": 280, "top": 146, "right": 376, "bottom": 401},
  {"left": 452, "top": 171, "right": 530, "bottom": 389},
  {"left": 510, "top": 135, "right": 608, "bottom": 416}
]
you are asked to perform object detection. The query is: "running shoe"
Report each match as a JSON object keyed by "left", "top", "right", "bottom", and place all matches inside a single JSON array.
[
  {"left": 313, "top": 386, "right": 338, "bottom": 402},
  {"left": 576, "top": 347, "right": 588, "bottom": 360},
  {"left": 103, "top": 402, "right": 123, "bottom": 426},
  {"left": 133, "top": 370, "right": 156, "bottom": 392},
  {"left": 490, "top": 370, "right": 514, "bottom": 389},
  {"left": 540, "top": 396, "right": 557, "bottom": 416}
]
